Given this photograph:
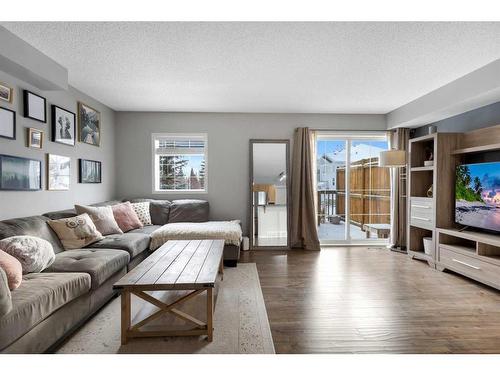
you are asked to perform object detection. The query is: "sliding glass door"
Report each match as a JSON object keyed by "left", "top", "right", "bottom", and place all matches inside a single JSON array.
[{"left": 316, "top": 132, "right": 390, "bottom": 245}]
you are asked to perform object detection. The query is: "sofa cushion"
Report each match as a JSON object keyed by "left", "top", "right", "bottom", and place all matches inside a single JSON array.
[
  {"left": 128, "top": 225, "right": 162, "bottom": 236},
  {"left": 43, "top": 209, "right": 77, "bottom": 220},
  {"left": 0, "top": 268, "right": 12, "bottom": 318},
  {"left": 0, "top": 250, "right": 22, "bottom": 290},
  {"left": 44, "top": 249, "right": 129, "bottom": 290},
  {"left": 87, "top": 233, "right": 150, "bottom": 258},
  {"left": 0, "top": 215, "right": 65, "bottom": 254},
  {"left": 75, "top": 205, "right": 123, "bottom": 235},
  {"left": 0, "top": 272, "right": 91, "bottom": 351},
  {"left": 169, "top": 199, "right": 209, "bottom": 223},
  {"left": 47, "top": 214, "right": 104, "bottom": 250},
  {"left": 42, "top": 201, "right": 122, "bottom": 221},
  {"left": 128, "top": 199, "right": 171, "bottom": 225}
]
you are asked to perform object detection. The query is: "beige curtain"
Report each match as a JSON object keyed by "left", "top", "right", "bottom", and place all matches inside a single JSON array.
[
  {"left": 291, "top": 127, "right": 320, "bottom": 250},
  {"left": 389, "top": 128, "right": 410, "bottom": 250}
]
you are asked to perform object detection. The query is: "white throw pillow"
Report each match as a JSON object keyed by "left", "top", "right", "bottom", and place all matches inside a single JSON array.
[
  {"left": 0, "top": 236, "right": 56, "bottom": 274},
  {"left": 131, "top": 202, "right": 152, "bottom": 226}
]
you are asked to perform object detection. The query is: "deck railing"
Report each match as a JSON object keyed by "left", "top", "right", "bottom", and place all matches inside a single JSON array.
[{"left": 317, "top": 190, "right": 338, "bottom": 224}]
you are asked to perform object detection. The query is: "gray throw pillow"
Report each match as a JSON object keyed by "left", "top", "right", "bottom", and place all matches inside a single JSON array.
[
  {"left": 0, "top": 236, "right": 55, "bottom": 274},
  {"left": 75, "top": 205, "right": 123, "bottom": 235},
  {"left": 0, "top": 267, "right": 12, "bottom": 317},
  {"left": 128, "top": 199, "right": 172, "bottom": 225},
  {"left": 169, "top": 199, "right": 209, "bottom": 223}
]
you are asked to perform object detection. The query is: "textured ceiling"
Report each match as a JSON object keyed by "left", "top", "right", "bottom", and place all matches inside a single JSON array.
[{"left": 2, "top": 22, "right": 500, "bottom": 113}]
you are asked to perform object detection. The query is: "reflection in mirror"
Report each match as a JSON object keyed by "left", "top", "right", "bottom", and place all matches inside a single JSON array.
[{"left": 250, "top": 141, "right": 289, "bottom": 248}]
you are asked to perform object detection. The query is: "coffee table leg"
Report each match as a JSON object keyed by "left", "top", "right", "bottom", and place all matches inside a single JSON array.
[
  {"left": 121, "top": 290, "right": 131, "bottom": 345},
  {"left": 219, "top": 259, "right": 224, "bottom": 281},
  {"left": 206, "top": 287, "right": 213, "bottom": 342}
]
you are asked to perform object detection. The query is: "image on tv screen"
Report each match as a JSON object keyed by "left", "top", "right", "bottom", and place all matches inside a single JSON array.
[{"left": 455, "top": 162, "right": 500, "bottom": 232}]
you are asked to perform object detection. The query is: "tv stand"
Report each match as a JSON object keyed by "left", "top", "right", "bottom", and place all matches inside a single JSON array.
[
  {"left": 436, "top": 227, "right": 500, "bottom": 289},
  {"left": 407, "top": 124, "right": 500, "bottom": 290}
]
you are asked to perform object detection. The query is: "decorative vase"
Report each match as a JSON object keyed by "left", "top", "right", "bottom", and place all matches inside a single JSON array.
[{"left": 427, "top": 184, "right": 433, "bottom": 198}]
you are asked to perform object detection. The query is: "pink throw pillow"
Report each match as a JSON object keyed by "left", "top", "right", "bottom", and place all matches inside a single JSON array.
[
  {"left": 112, "top": 202, "right": 143, "bottom": 232},
  {"left": 0, "top": 250, "right": 23, "bottom": 290}
]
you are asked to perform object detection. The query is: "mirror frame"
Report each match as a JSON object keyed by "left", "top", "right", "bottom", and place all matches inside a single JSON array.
[{"left": 249, "top": 139, "right": 291, "bottom": 250}]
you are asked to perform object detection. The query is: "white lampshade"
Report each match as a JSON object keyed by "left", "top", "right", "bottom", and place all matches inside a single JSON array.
[{"left": 379, "top": 150, "right": 406, "bottom": 167}]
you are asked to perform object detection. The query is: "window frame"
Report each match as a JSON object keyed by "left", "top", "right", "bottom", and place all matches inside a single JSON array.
[{"left": 151, "top": 132, "right": 208, "bottom": 194}]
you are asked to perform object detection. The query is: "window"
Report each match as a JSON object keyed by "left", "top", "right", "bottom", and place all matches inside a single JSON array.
[{"left": 152, "top": 133, "right": 208, "bottom": 193}]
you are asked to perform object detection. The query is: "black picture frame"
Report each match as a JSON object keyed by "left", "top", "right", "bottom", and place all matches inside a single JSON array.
[
  {"left": 0, "top": 107, "right": 16, "bottom": 140},
  {"left": 23, "top": 90, "right": 47, "bottom": 123},
  {"left": 79, "top": 159, "right": 102, "bottom": 183},
  {"left": 78, "top": 102, "right": 101, "bottom": 146},
  {"left": 51, "top": 105, "right": 76, "bottom": 146},
  {"left": 0, "top": 154, "right": 42, "bottom": 191}
]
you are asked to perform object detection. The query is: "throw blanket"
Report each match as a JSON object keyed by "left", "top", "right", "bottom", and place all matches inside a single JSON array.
[{"left": 150, "top": 220, "right": 242, "bottom": 251}]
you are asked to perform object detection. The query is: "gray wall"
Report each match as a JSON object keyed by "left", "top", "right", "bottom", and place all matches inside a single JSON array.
[
  {"left": 0, "top": 69, "right": 116, "bottom": 220},
  {"left": 414, "top": 101, "right": 500, "bottom": 137},
  {"left": 115, "top": 112, "right": 386, "bottom": 233}
]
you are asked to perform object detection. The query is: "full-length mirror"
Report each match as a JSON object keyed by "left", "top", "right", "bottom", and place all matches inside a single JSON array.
[{"left": 250, "top": 140, "right": 290, "bottom": 249}]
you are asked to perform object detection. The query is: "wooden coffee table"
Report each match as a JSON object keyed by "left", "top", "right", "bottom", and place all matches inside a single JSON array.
[{"left": 114, "top": 239, "right": 224, "bottom": 344}]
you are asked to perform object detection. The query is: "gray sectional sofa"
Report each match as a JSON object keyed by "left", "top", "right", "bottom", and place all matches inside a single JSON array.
[{"left": 0, "top": 198, "right": 241, "bottom": 353}]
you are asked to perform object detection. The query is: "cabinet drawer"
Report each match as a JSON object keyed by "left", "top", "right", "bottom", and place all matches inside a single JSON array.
[
  {"left": 410, "top": 197, "right": 434, "bottom": 212},
  {"left": 410, "top": 212, "right": 434, "bottom": 230},
  {"left": 439, "top": 247, "right": 500, "bottom": 288},
  {"left": 410, "top": 197, "right": 434, "bottom": 229}
]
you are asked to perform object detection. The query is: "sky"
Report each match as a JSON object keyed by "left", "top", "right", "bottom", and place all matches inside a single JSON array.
[
  {"left": 316, "top": 140, "right": 388, "bottom": 159},
  {"left": 468, "top": 162, "right": 500, "bottom": 190},
  {"left": 181, "top": 155, "right": 204, "bottom": 175}
]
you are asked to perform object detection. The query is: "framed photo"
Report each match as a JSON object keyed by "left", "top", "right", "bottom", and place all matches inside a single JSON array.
[
  {"left": 27, "top": 128, "right": 44, "bottom": 149},
  {"left": 0, "top": 107, "right": 16, "bottom": 140},
  {"left": 0, "top": 83, "right": 13, "bottom": 103},
  {"left": 0, "top": 154, "right": 42, "bottom": 191},
  {"left": 79, "top": 159, "right": 102, "bottom": 183},
  {"left": 23, "top": 90, "right": 47, "bottom": 123},
  {"left": 78, "top": 102, "right": 100, "bottom": 146},
  {"left": 47, "top": 154, "right": 71, "bottom": 191},
  {"left": 51, "top": 105, "right": 76, "bottom": 146}
]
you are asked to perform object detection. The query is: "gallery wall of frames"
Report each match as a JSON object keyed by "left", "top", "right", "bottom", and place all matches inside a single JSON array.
[{"left": 0, "top": 70, "right": 116, "bottom": 220}]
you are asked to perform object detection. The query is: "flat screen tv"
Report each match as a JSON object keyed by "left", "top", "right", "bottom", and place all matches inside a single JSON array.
[{"left": 455, "top": 161, "right": 500, "bottom": 233}]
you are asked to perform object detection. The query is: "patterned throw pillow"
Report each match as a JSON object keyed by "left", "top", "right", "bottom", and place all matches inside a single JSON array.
[
  {"left": 131, "top": 202, "right": 152, "bottom": 226},
  {"left": 75, "top": 204, "right": 123, "bottom": 235},
  {"left": 0, "top": 236, "right": 55, "bottom": 274},
  {"left": 47, "top": 213, "right": 104, "bottom": 250}
]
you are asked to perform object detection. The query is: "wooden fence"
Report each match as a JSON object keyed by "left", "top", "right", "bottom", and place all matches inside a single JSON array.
[
  {"left": 336, "top": 157, "right": 390, "bottom": 227},
  {"left": 317, "top": 157, "right": 390, "bottom": 227}
]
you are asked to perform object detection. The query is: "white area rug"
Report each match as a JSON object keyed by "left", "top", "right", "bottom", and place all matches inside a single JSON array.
[{"left": 56, "top": 263, "right": 275, "bottom": 354}]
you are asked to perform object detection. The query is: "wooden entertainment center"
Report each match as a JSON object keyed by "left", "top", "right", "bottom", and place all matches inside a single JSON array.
[{"left": 407, "top": 124, "right": 500, "bottom": 289}]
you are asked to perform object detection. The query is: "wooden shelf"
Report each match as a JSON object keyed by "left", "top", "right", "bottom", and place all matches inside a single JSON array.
[
  {"left": 410, "top": 133, "right": 437, "bottom": 143},
  {"left": 410, "top": 166, "right": 434, "bottom": 172},
  {"left": 438, "top": 243, "right": 476, "bottom": 256},
  {"left": 437, "top": 228, "right": 500, "bottom": 248},
  {"left": 452, "top": 142, "right": 500, "bottom": 155},
  {"left": 437, "top": 228, "right": 500, "bottom": 266}
]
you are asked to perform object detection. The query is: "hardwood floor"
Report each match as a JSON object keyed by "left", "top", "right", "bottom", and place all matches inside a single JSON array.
[{"left": 240, "top": 247, "right": 500, "bottom": 354}]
